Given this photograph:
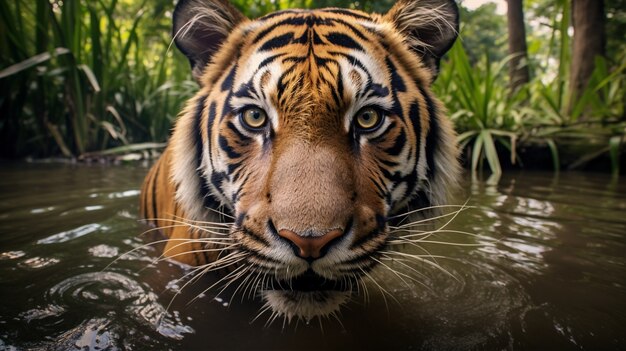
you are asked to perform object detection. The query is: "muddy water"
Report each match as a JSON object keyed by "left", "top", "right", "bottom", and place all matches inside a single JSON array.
[{"left": 0, "top": 162, "right": 624, "bottom": 350}]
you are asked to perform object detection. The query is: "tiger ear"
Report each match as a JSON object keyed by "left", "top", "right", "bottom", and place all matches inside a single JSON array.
[
  {"left": 173, "top": 0, "right": 247, "bottom": 82},
  {"left": 385, "top": 0, "right": 459, "bottom": 82}
]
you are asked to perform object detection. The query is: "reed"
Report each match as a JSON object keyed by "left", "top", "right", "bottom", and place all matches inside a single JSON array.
[
  {"left": 0, "top": 0, "right": 195, "bottom": 158},
  {"left": 1, "top": 0, "right": 623, "bottom": 174}
]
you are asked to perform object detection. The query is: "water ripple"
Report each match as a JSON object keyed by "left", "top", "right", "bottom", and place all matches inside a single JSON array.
[
  {"left": 45, "top": 271, "right": 194, "bottom": 345},
  {"left": 37, "top": 224, "right": 107, "bottom": 244}
]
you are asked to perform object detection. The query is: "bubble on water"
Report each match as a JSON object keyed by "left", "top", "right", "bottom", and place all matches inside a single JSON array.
[
  {"left": 20, "top": 304, "right": 66, "bottom": 322},
  {"left": 88, "top": 244, "right": 119, "bottom": 258},
  {"left": 18, "top": 256, "right": 60, "bottom": 269},
  {"left": 165, "top": 279, "right": 181, "bottom": 293},
  {"left": 53, "top": 318, "right": 116, "bottom": 350},
  {"left": 37, "top": 223, "right": 106, "bottom": 244},
  {"left": 31, "top": 206, "right": 55, "bottom": 214},
  {"left": 0, "top": 251, "right": 26, "bottom": 260}
]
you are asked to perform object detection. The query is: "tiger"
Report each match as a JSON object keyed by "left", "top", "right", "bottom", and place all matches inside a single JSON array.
[{"left": 140, "top": 0, "right": 461, "bottom": 322}]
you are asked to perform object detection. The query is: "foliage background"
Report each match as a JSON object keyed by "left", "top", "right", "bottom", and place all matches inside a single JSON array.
[{"left": 0, "top": 0, "right": 624, "bottom": 174}]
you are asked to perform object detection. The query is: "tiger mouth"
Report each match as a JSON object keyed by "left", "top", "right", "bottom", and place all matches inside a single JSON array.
[{"left": 267, "top": 270, "right": 353, "bottom": 292}]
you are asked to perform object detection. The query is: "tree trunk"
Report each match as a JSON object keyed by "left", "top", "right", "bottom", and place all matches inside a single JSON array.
[
  {"left": 506, "top": 0, "right": 530, "bottom": 93},
  {"left": 570, "top": 0, "right": 606, "bottom": 106}
]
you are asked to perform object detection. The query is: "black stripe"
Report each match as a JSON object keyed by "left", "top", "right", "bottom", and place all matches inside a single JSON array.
[
  {"left": 386, "top": 56, "right": 406, "bottom": 92},
  {"left": 370, "top": 120, "right": 397, "bottom": 144},
  {"left": 218, "top": 135, "right": 241, "bottom": 159},
  {"left": 258, "top": 9, "right": 303, "bottom": 21},
  {"left": 233, "top": 81, "right": 257, "bottom": 99},
  {"left": 222, "top": 92, "right": 234, "bottom": 119},
  {"left": 337, "top": 68, "right": 344, "bottom": 105},
  {"left": 252, "top": 17, "right": 305, "bottom": 44},
  {"left": 330, "top": 18, "right": 369, "bottom": 41},
  {"left": 195, "top": 97, "right": 217, "bottom": 209},
  {"left": 276, "top": 64, "right": 298, "bottom": 101},
  {"left": 419, "top": 87, "right": 439, "bottom": 179},
  {"left": 221, "top": 64, "right": 237, "bottom": 92},
  {"left": 350, "top": 227, "right": 386, "bottom": 250},
  {"left": 206, "top": 102, "right": 216, "bottom": 168},
  {"left": 243, "top": 226, "right": 271, "bottom": 247},
  {"left": 371, "top": 175, "right": 387, "bottom": 198},
  {"left": 408, "top": 101, "right": 422, "bottom": 170},
  {"left": 226, "top": 121, "right": 251, "bottom": 143},
  {"left": 319, "top": 8, "right": 371, "bottom": 21},
  {"left": 258, "top": 53, "right": 286, "bottom": 69},
  {"left": 384, "top": 130, "right": 406, "bottom": 156},
  {"left": 211, "top": 171, "right": 226, "bottom": 194},
  {"left": 324, "top": 32, "right": 363, "bottom": 51},
  {"left": 194, "top": 96, "right": 207, "bottom": 172},
  {"left": 368, "top": 83, "right": 389, "bottom": 98},
  {"left": 259, "top": 32, "right": 294, "bottom": 51}
]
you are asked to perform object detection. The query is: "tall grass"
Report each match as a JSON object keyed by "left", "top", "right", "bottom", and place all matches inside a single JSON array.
[
  {"left": 434, "top": 42, "right": 524, "bottom": 180},
  {"left": 1, "top": 0, "right": 623, "bottom": 174},
  {"left": 435, "top": 0, "right": 625, "bottom": 177},
  {"left": 0, "top": 0, "right": 195, "bottom": 158}
]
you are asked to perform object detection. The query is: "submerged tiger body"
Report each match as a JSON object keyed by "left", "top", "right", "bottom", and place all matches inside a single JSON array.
[{"left": 141, "top": 0, "right": 461, "bottom": 321}]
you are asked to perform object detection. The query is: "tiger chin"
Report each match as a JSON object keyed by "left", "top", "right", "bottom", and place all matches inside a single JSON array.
[{"left": 140, "top": 0, "right": 461, "bottom": 324}]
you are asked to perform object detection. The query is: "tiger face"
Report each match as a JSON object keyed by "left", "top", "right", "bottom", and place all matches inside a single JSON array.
[{"left": 157, "top": 0, "right": 460, "bottom": 322}]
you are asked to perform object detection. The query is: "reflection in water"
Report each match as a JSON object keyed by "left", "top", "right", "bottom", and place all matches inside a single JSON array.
[{"left": 0, "top": 164, "right": 624, "bottom": 350}]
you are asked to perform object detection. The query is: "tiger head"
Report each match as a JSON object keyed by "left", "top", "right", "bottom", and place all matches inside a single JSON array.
[{"left": 168, "top": 0, "right": 460, "bottom": 322}]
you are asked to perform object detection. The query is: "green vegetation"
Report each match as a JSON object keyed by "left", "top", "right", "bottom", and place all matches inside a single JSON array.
[
  {"left": 1, "top": 0, "right": 624, "bottom": 175},
  {"left": 0, "top": 0, "right": 195, "bottom": 158},
  {"left": 434, "top": 1, "right": 625, "bottom": 177}
]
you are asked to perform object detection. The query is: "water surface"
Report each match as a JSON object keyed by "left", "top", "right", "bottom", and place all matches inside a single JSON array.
[{"left": 0, "top": 162, "right": 624, "bottom": 350}]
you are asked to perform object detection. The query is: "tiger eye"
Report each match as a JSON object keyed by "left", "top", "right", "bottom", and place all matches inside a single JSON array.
[
  {"left": 355, "top": 108, "right": 381, "bottom": 130},
  {"left": 242, "top": 107, "right": 267, "bottom": 129}
]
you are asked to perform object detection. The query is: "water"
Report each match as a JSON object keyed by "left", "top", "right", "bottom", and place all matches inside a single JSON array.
[{"left": 0, "top": 162, "right": 624, "bottom": 350}]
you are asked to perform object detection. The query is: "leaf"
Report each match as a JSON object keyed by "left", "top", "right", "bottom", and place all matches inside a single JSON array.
[
  {"left": 471, "top": 133, "right": 484, "bottom": 175},
  {"left": 545, "top": 138, "right": 560, "bottom": 172},
  {"left": 609, "top": 135, "right": 623, "bottom": 176},
  {"left": 0, "top": 48, "right": 70, "bottom": 79},
  {"left": 78, "top": 64, "right": 101, "bottom": 92},
  {"left": 481, "top": 131, "right": 502, "bottom": 176}
]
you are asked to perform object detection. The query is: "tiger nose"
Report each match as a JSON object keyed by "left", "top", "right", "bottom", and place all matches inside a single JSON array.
[{"left": 278, "top": 228, "right": 344, "bottom": 260}]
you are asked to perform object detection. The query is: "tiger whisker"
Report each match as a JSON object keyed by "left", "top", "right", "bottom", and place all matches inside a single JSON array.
[
  {"left": 379, "top": 256, "right": 434, "bottom": 293},
  {"left": 381, "top": 250, "right": 460, "bottom": 282},
  {"left": 169, "top": 213, "right": 234, "bottom": 227},
  {"left": 397, "top": 229, "right": 484, "bottom": 238},
  {"left": 241, "top": 270, "right": 263, "bottom": 302},
  {"left": 157, "top": 253, "right": 250, "bottom": 329},
  {"left": 251, "top": 301, "right": 273, "bottom": 325},
  {"left": 370, "top": 257, "right": 418, "bottom": 289},
  {"left": 214, "top": 265, "right": 253, "bottom": 304},
  {"left": 187, "top": 262, "right": 250, "bottom": 307},
  {"left": 388, "top": 203, "right": 474, "bottom": 220},
  {"left": 208, "top": 206, "right": 235, "bottom": 220},
  {"left": 143, "top": 218, "right": 232, "bottom": 236},
  {"left": 360, "top": 268, "right": 395, "bottom": 314},
  {"left": 389, "top": 205, "right": 468, "bottom": 231},
  {"left": 170, "top": 251, "right": 248, "bottom": 294},
  {"left": 388, "top": 238, "right": 485, "bottom": 247},
  {"left": 224, "top": 267, "right": 254, "bottom": 305},
  {"left": 158, "top": 245, "right": 238, "bottom": 264}
]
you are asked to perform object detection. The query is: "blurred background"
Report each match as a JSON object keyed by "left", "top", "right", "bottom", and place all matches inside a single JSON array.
[{"left": 0, "top": 0, "right": 624, "bottom": 176}]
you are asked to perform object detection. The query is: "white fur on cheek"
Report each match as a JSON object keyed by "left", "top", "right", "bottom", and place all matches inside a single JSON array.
[{"left": 171, "top": 97, "right": 212, "bottom": 221}]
